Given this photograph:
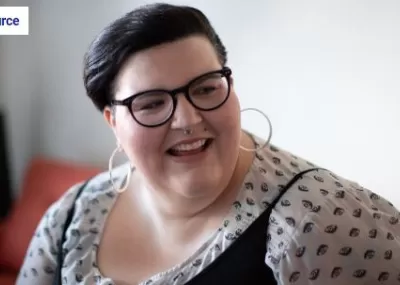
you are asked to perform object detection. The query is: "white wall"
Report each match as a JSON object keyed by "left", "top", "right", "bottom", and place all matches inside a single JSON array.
[{"left": 1, "top": 0, "right": 399, "bottom": 206}]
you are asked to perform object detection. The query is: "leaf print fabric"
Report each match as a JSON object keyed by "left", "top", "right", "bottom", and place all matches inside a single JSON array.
[
  {"left": 265, "top": 161, "right": 400, "bottom": 284},
  {"left": 16, "top": 135, "right": 400, "bottom": 285}
]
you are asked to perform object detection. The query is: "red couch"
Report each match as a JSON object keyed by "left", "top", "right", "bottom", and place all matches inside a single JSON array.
[{"left": 0, "top": 157, "right": 102, "bottom": 285}]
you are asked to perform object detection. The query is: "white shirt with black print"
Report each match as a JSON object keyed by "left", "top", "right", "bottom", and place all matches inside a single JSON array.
[{"left": 16, "top": 135, "right": 400, "bottom": 285}]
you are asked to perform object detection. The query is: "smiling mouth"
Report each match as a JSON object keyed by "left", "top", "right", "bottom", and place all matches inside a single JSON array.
[{"left": 167, "top": 139, "right": 213, "bottom": 156}]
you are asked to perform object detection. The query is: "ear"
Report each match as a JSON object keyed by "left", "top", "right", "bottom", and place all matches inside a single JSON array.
[
  {"left": 104, "top": 106, "right": 122, "bottom": 146},
  {"left": 103, "top": 106, "right": 117, "bottom": 129}
]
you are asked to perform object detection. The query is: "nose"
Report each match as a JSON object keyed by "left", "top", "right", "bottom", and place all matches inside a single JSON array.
[{"left": 170, "top": 95, "right": 202, "bottom": 129}]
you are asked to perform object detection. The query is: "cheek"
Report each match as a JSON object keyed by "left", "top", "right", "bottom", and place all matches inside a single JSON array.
[
  {"left": 115, "top": 112, "right": 166, "bottom": 166},
  {"left": 210, "top": 91, "right": 241, "bottom": 134}
]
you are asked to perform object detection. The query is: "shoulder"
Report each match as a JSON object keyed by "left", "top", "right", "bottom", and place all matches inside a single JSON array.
[
  {"left": 57, "top": 162, "right": 128, "bottom": 206},
  {"left": 37, "top": 162, "right": 128, "bottom": 242},
  {"left": 252, "top": 135, "right": 397, "bottom": 237},
  {"left": 258, "top": 145, "right": 400, "bottom": 283},
  {"left": 241, "top": 135, "right": 324, "bottom": 234},
  {"left": 16, "top": 165, "right": 127, "bottom": 284}
]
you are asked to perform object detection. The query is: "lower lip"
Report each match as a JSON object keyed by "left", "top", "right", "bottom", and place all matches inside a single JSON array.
[{"left": 168, "top": 140, "right": 213, "bottom": 163}]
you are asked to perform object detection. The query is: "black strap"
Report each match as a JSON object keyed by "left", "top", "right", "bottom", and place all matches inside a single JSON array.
[
  {"left": 53, "top": 168, "right": 324, "bottom": 285},
  {"left": 53, "top": 179, "right": 92, "bottom": 285},
  {"left": 185, "top": 167, "right": 324, "bottom": 285}
]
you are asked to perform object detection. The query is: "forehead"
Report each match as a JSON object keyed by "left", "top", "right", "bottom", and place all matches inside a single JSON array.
[{"left": 114, "top": 35, "right": 222, "bottom": 100}]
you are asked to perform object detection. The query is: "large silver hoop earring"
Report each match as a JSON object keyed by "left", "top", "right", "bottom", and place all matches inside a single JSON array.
[
  {"left": 240, "top": 108, "right": 273, "bottom": 152},
  {"left": 108, "top": 144, "right": 132, "bottom": 193}
]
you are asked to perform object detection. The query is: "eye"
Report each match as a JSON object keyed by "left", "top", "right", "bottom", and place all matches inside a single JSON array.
[
  {"left": 192, "top": 81, "right": 223, "bottom": 96},
  {"left": 194, "top": 86, "right": 217, "bottom": 95},
  {"left": 131, "top": 92, "right": 170, "bottom": 112},
  {"left": 190, "top": 75, "right": 224, "bottom": 96},
  {"left": 139, "top": 100, "right": 165, "bottom": 110}
]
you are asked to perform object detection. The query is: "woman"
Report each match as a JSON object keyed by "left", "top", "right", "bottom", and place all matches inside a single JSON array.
[{"left": 17, "top": 3, "right": 399, "bottom": 285}]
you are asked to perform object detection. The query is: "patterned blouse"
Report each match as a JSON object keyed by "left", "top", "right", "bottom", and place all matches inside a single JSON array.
[{"left": 17, "top": 136, "right": 400, "bottom": 285}]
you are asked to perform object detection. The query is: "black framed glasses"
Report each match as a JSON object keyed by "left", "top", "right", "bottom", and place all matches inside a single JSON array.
[{"left": 111, "top": 67, "right": 232, "bottom": 127}]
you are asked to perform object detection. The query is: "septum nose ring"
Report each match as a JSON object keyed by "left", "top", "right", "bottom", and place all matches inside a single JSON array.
[{"left": 183, "top": 128, "right": 193, "bottom": 135}]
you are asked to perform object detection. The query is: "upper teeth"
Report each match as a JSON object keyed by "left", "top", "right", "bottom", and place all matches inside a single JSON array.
[{"left": 172, "top": 139, "right": 207, "bottom": 151}]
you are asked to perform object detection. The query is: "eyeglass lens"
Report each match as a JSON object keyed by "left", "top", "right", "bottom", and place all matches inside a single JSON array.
[{"left": 131, "top": 72, "right": 229, "bottom": 126}]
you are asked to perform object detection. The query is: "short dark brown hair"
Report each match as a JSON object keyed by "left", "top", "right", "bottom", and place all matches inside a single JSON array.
[{"left": 83, "top": 3, "right": 228, "bottom": 112}]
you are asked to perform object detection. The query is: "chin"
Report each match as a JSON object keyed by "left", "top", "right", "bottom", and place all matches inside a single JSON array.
[{"left": 174, "top": 168, "right": 226, "bottom": 198}]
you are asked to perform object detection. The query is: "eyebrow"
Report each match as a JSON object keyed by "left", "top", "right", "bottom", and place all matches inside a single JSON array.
[{"left": 138, "top": 70, "right": 222, "bottom": 94}]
